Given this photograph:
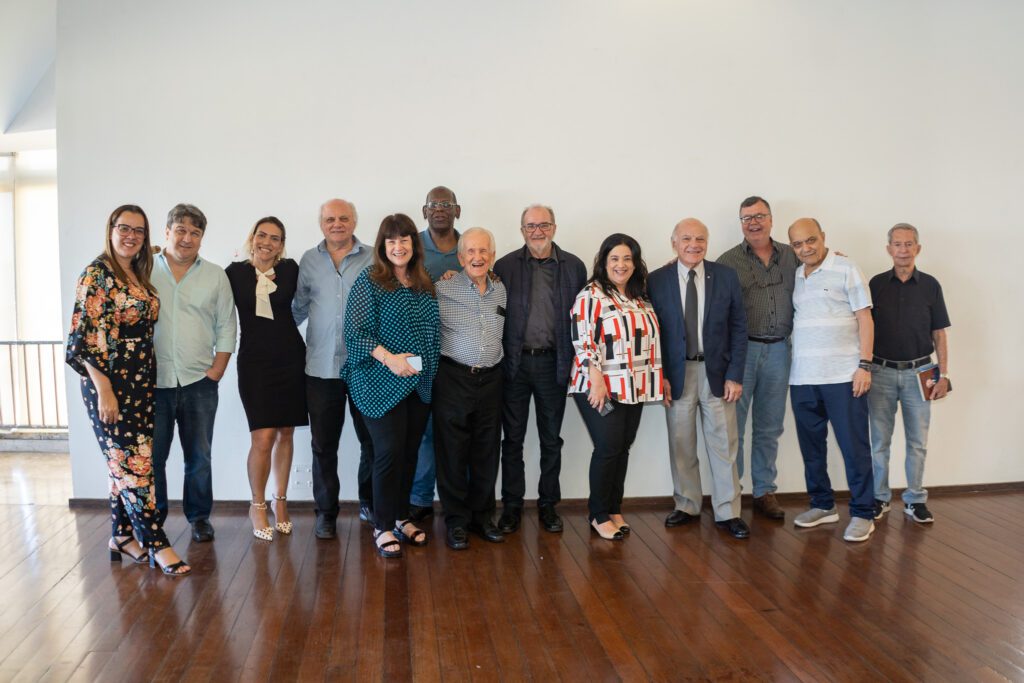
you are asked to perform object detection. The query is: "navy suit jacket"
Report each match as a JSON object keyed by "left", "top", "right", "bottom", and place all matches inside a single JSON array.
[{"left": 647, "top": 259, "right": 747, "bottom": 400}]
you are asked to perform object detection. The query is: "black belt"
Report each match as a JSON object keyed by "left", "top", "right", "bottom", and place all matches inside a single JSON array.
[
  {"left": 522, "top": 347, "right": 553, "bottom": 356},
  {"left": 872, "top": 355, "right": 931, "bottom": 370},
  {"left": 749, "top": 336, "right": 786, "bottom": 344},
  {"left": 440, "top": 356, "right": 501, "bottom": 375},
  {"left": 686, "top": 354, "right": 705, "bottom": 362}
]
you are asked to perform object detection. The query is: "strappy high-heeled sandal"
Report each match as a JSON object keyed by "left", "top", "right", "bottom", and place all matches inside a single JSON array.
[
  {"left": 149, "top": 547, "right": 191, "bottom": 576},
  {"left": 108, "top": 536, "right": 147, "bottom": 563},
  {"left": 272, "top": 495, "right": 292, "bottom": 535},
  {"left": 373, "top": 529, "right": 403, "bottom": 558},
  {"left": 394, "top": 519, "right": 428, "bottom": 546},
  {"left": 250, "top": 501, "right": 274, "bottom": 541}
]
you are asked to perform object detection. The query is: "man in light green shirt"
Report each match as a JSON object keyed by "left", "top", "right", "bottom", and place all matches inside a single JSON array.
[{"left": 151, "top": 203, "right": 236, "bottom": 543}]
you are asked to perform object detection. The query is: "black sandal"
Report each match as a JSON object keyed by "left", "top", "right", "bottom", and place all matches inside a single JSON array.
[
  {"left": 149, "top": 548, "right": 191, "bottom": 576},
  {"left": 373, "top": 529, "right": 403, "bottom": 558},
  {"left": 108, "top": 536, "right": 147, "bottom": 563},
  {"left": 394, "top": 519, "right": 429, "bottom": 546}
]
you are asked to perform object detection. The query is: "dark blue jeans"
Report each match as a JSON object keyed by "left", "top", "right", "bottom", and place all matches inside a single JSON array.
[
  {"left": 790, "top": 382, "right": 874, "bottom": 520},
  {"left": 500, "top": 352, "right": 567, "bottom": 509},
  {"left": 152, "top": 376, "right": 219, "bottom": 524}
]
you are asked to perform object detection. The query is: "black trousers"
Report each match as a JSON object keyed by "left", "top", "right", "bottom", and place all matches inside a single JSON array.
[
  {"left": 306, "top": 376, "right": 374, "bottom": 518},
  {"left": 362, "top": 393, "right": 431, "bottom": 533},
  {"left": 500, "top": 352, "right": 567, "bottom": 509},
  {"left": 433, "top": 359, "right": 503, "bottom": 529},
  {"left": 574, "top": 394, "right": 644, "bottom": 524}
]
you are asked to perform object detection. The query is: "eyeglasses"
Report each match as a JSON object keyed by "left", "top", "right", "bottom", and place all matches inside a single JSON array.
[
  {"left": 740, "top": 213, "right": 771, "bottom": 225},
  {"left": 425, "top": 201, "right": 458, "bottom": 210},
  {"left": 522, "top": 222, "right": 554, "bottom": 233},
  {"left": 113, "top": 224, "right": 147, "bottom": 237}
]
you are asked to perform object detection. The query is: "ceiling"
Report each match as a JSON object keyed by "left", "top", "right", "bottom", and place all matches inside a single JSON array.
[{"left": 0, "top": 0, "right": 56, "bottom": 135}]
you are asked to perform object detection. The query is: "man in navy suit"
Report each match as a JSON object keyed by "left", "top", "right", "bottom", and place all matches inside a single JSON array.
[{"left": 648, "top": 218, "right": 750, "bottom": 538}]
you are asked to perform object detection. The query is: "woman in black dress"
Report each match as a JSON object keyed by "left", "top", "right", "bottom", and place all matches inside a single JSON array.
[
  {"left": 66, "top": 204, "right": 190, "bottom": 575},
  {"left": 226, "top": 216, "right": 308, "bottom": 541}
]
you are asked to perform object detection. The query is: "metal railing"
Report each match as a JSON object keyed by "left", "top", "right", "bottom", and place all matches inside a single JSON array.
[{"left": 0, "top": 341, "right": 67, "bottom": 429}]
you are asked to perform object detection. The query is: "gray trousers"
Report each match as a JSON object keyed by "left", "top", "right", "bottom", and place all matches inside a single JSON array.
[{"left": 665, "top": 361, "right": 741, "bottom": 521}]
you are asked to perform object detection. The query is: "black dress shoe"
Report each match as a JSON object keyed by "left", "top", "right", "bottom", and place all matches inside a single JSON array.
[
  {"left": 315, "top": 514, "right": 337, "bottom": 540},
  {"left": 665, "top": 509, "right": 697, "bottom": 527},
  {"left": 191, "top": 519, "right": 215, "bottom": 543},
  {"left": 538, "top": 505, "right": 564, "bottom": 533},
  {"left": 497, "top": 510, "right": 521, "bottom": 534},
  {"left": 446, "top": 526, "right": 469, "bottom": 550},
  {"left": 359, "top": 504, "right": 374, "bottom": 525},
  {"left": 715, "top": 517, "right": 751, "bottom": 539},
  {"left": 409, "top": 504, "right": 434, "bottom": 522},
  {"left": 468, "top": 520, "right": 505, "bottom": 543}
]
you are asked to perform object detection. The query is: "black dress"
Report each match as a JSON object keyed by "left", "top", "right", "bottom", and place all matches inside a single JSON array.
[{"left": 226, "top": 258, "right": 309, "bottom": 431}]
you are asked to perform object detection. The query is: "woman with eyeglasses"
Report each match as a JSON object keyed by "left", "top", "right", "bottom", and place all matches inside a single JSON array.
[
  {"left": 569, "top": 233, "right": 663, "bottom": 541},
  {"left": 225, "top": 217, "right": 308, "bottom": 541},
  {"left": 66, "top": 205, "right": 190, "bottom": 576}
]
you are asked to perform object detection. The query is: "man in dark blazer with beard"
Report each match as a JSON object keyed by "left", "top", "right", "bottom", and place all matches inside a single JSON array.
[{"left": 648, "top": 218, "right": 749, "bottom": 538}]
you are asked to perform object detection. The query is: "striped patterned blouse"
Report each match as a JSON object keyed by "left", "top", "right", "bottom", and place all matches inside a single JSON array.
[{"left": 568, "top": 283, "right": 664, "bottom": 404}]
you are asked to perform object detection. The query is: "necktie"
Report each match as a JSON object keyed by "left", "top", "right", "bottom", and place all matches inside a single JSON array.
[{"left": 685, "top": 269, "right": 698, "bottom": 359}]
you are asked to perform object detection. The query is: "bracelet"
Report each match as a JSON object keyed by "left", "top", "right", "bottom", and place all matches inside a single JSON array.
[{"left": 858, "top": 361, "right": 873, "bottom": 371}]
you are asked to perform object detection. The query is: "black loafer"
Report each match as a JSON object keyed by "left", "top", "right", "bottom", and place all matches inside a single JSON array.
[
  {"left": 538, "top": 505, "right": 564, "bottom": 533},
  {"left": 315, "top": 514, "right": 337, "bottom": 540},
  {"left": 468, "top": 520, "right": 505, "bottom": 543},
  {"left": 359, "top": 504, "right": 374, "bottom": 525},
  {"left": 715, "top": 517, "right": 751, "bottom": 539},
  {"left": 446, "top": 526, "right": 469, "bottom": 550},
  {"left": 191, "top": 519, "right": 215, "bottom": 543},
  {"left": 665, "top": 509, "right": 697, "bottom": 527},
  {"left": 497, "top": 510, "right": 521, "bottom": 534},
  {"left": 409, "top": 504, "right": 434, "bottom": 522}
]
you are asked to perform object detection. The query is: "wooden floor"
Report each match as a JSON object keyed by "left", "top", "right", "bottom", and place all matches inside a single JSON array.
[{"left": 1, "top": 454, "right": 1023, "bottom": 682}]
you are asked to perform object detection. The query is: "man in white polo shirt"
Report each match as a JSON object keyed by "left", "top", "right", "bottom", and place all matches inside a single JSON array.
[{"left": 787, "top": 218, "right": 876, "bottom": 542}]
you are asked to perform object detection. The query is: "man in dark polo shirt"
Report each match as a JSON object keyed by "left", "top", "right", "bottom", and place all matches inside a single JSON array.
[
  {"left": 869, "top": 223, "right": 950, "bottom": 524},
  {"left": 717, "top": 196, "right": 798, "bottom": 520},
  {"left": 493, "top": 204, "right": 587, "bottom": 534}
]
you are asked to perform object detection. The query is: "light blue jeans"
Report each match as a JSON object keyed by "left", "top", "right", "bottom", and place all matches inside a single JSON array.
[
  {"left": 409, "top": 414, "right": 436, "bottom": 507},
  {"left": 868, "top": 364, "right": 930, "bottom": 504},
  {"left": 735, "top": 340, "right": 790, "bottom": 497}
]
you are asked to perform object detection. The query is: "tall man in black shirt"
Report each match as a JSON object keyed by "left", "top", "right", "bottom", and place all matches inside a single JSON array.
[
  {"left": 869, "top": 223, "right": 951, "bottom": 524},
  {"left": 493, "top": 205, "right": 587, "bottom": 534}
]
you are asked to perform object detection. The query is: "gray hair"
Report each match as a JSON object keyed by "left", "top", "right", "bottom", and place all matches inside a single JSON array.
[
  {"left": 458, "top": 226, "right": 496, "bottom": 256},
  {"left": 319, "top": 198, "right": 358, "bottom": 225},
  {"left": 888, "top": 222, "right": 919, "bottom": 243},
  {"left": 166, "top": 203, "right": 207, "bottom": 232},
  {"left": 520, "top": 204, "right": 556, "bottom": 227}
]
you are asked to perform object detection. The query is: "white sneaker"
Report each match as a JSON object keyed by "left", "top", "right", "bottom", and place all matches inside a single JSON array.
[
  {"left": 794, "top": 507, "right": 840, "bottom": 528},
  {"left": 843, "top": 517, "right": 875, "bottom": 542}
]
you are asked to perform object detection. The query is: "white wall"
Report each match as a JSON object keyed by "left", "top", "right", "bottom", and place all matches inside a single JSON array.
[{"left": 58, "top": 0, "right": 1023, "bottom": 502}]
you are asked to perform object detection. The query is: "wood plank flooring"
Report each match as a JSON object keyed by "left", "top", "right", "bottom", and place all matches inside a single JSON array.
[{"left": 0, "top": 455, "right": 1022, "bottom": 681}]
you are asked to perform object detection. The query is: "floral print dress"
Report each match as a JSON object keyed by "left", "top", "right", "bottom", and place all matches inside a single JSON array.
[{"left": 66, "top": 258, "right": 169, "bottom": 549}]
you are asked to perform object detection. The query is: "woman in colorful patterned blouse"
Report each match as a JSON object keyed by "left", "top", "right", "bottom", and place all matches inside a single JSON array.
[
  {"left": 344, "top": 214, "right": 440, "bottom": 558},
  {"left": 569, "top": 233, "right": 663, "bottom": 541},
  {"left": 66, "top": 205, "right": 190, "bottom": 576}
]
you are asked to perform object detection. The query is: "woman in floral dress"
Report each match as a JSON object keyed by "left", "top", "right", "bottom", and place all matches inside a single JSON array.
[{"left": 66, "top": 204, "right": 190, "bottom": 576}]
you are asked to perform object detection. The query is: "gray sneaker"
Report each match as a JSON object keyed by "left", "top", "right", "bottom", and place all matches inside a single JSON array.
[
  {"left": 794, "top": 507, "right": 840, "bottom": 528},
  {"left": 843, "top": 517, "right": 875, "bottom": 542}
]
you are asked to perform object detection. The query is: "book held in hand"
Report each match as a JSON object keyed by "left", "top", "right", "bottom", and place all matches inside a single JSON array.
[{"left": 917, "top": 363, "right": 952, "bottom": 401}]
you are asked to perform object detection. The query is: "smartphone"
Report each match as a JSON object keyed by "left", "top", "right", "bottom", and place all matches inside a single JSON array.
[
  {"left": 407, "top": 355, "right": 423, "bottom": 372},
  {"left": 598, "top": 400, "right": 615, "bottom": 417}
]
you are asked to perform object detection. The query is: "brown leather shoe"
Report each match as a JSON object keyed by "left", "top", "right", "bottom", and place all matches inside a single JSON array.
[{"left": 753, "top": 493, "right": 785, "bottom": 520}]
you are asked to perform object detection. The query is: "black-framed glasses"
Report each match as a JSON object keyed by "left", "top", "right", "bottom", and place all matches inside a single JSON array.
[
  {"left": 425, "top": 200, "right": 458, "bottom": 210},
  {"left": 522, "top": 222, "right": 554, "bottom": 233},
  {"left": 740, "top": 213, "right": 771, "bottom": 225},
  {"left": 113, "top": 224, "right": 147, "bottom": 237}
]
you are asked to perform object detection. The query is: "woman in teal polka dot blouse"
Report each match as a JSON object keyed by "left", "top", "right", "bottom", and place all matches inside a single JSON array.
[{"left": 344, "top": 214, "right": 441, "bottom": 558}]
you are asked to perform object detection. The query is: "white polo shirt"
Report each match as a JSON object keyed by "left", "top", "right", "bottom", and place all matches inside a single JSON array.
[{"left": 790, "top": 251, "right": 872, "bottom": 386}]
